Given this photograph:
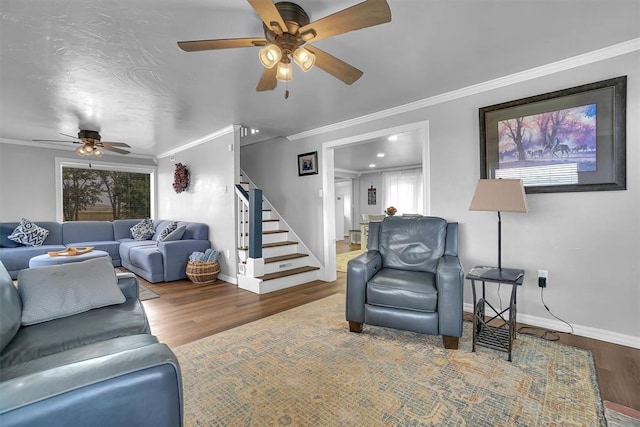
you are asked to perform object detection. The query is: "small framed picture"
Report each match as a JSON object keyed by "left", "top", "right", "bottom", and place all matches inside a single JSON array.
[{"left": 297, "top": 151, "right": 318, "bottom": 176}]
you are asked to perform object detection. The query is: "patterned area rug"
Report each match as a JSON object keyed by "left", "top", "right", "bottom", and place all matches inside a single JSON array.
[
  {"left": 174, "top": 294, "right": 604, "bottom": 426},
  {"left": 138, "top": 283, "right": 159, "bottom": 301},
  {"left": 335, "top": 250, "right": 364, "bottom": 272}
]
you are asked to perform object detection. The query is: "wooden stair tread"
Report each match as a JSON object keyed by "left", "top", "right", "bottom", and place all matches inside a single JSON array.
[
  {"left": 264, "top": 253, "right": 309, "bottom": 264},
  {"left": 259, "top": 266, "right": 320, "bottom": 281},
  {"left": 237, "top": 241, "right": 297, "bottom": 250},
  {"left": 263, "top": 230, "right": 288, "bottom": 235}
]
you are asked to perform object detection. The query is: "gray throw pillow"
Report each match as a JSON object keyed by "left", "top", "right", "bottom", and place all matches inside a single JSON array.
[
  {"left": 130, "top": 218, "right": 155, "bottom": 241},
  {"left": 17, "top": 257, "right": 125, "bottom": 326},
  {"left": 158, "top": 225, "right": 186, "bottom": 242},
  {"left": 156, "top": 221, "right": 178, "bottom": 241},
  {"left": 0, "top": 263, "right": 21, "bottom": 352}
]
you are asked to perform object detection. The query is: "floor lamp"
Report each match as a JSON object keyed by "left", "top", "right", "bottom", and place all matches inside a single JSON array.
[{"left": 469, "top": 179, "right": 528, "bottom": 271}]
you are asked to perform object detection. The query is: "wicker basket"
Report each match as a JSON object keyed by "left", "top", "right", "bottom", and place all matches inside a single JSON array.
[{"left": 185, "top": 260, "right": 220, "bottom": 284}]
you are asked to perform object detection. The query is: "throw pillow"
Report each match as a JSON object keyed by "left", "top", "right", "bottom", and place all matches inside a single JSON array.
[
  {"left": 130, "top": 218, "right": 155, "bottom": 241},
  {"left": 8, "top": 218, "right": 49, "bottom": 247},
  {"left": 17, "top": 257, "right": 125, "bottom": 326},
  {"left": 0, "top": 225, "right": 21, "bottom": 248},
  {"left": 0, "top": 263, "right": 22, "bottom": 351},
  {"left": 157, "top": 225, "right": 186, "bottom": 243},
  {"left": 156, "top": 221, "right": 178, "bottom": 241}
]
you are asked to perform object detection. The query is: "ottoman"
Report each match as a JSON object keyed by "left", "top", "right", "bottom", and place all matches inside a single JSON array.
[{"left": 29, "top": 250, "right": 111, "bottom": 268}]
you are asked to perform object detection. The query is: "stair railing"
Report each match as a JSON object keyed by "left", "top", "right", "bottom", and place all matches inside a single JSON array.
[{"left": 234, "top": 184, "right": 263, "bottom": 274}]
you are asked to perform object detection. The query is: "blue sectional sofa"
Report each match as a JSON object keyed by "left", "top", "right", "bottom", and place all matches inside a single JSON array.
[{"left": 0, "top": 219, "right": 211, "bottom": 283}]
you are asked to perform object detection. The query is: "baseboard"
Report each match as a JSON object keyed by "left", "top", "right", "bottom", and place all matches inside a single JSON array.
[
  {"left": 217, "top": 273, "right": 236, "bottom": 285},
  {"left": 463, "top": 303, "right": 640, "bottom": 349}
]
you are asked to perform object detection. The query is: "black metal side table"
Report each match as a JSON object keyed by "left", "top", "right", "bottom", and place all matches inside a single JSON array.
[{"left": 466, "top": 266, "right": 524, "bottom": 361}]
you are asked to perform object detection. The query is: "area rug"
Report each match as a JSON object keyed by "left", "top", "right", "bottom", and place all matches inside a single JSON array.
[
  {"left": 138, "top": 283, "right": 159, "bottom": 301},
  {"left": 174, "top": 294, "right": 604, "bottom": 426},
  {"left": 335, "top": 250, "right": 364, "bottom": 272}
]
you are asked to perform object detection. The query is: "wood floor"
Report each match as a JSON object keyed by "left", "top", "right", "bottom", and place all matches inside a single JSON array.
[{"left": 137, "top": 239, "right": 640, "bottom": 412}]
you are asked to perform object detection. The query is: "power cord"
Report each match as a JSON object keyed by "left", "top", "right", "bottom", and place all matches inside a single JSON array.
[{"left": 517, "top": 287, "right": 574, "bottom": 341}]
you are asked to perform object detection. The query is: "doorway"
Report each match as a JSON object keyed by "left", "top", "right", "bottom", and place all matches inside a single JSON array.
[{"left": 320, "top": 120, "right": 431, "bottom": 281}]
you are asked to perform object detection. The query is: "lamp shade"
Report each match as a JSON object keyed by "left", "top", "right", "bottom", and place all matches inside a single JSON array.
[
  {"left": 293, "top": 47, "right": 315, "bottom": 72},
  {"left": 469, "top": 179, "right": 528, "bottom": 213},
  {"left": 276, "top": 59, "right": 293, "bottom": 82},
  {"left": 258, "top": 44, "right": 282, "bottom": 69}
]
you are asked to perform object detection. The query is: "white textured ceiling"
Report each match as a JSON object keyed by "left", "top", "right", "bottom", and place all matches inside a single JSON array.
[{"left": 1, "top": 0, "right": 638, "bottom": 157}]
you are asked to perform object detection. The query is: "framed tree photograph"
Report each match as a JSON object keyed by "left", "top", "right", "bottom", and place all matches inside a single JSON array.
[
  {"left": 479, "top": 76, "right": 626, "bottom": 193},
  {"left": 297, "top": 151, "right": 318, "bottom": 176}
]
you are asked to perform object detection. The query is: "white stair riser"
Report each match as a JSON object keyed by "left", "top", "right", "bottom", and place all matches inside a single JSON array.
[
  {"left": 262, "top": 221, "right": 280, "bottom": 231},
  {"left": 258, "top": 270, "right": 320, "bottom": 294},
  {"left": 262, "top": 232, "right": 289, "bottom": 244},
  {"left": 264, "top": 256, "right": 309, "bottom": 274},
  {"left": 237, "top": 243, "right": 298, "bottom": 260}
]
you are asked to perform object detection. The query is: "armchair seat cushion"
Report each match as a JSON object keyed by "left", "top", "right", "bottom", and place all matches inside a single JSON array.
[{"left": 367, "top": 268, "right": 437, "bottom": 312}]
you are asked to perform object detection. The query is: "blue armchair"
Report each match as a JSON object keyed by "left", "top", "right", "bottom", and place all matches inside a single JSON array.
[{"left": 346, "top": 216, "right": 464, "bottom": 349}]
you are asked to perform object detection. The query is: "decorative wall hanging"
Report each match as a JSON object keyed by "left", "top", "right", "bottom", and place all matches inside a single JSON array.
[
  {"left": 297, "top": 151, "right": 318, "bottom": 176},
  {"left": 173, "top": 163, "right": 189, "bottom": 193},
  {"left": 368, "top": 185, "right": 376, "bottom": 205},
  {"left": 479, "top": 76, "right": 626, "bottom": 193}
]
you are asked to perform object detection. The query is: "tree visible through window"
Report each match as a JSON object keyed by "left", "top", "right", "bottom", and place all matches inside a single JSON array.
[{"left": 62, "top": 167, "right": 150, "bottom": 221}]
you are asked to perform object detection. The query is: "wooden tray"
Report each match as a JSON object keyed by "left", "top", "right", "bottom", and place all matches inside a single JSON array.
[{"left": 47, "top": 246, "right": 95, "bottom": 257}]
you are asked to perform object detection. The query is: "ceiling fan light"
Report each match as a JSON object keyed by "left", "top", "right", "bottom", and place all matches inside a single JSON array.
[
  {"left": 293, "top": 47, "right": 315, "bottom": 72},
  {"left": 76, "top": 146, "right": 86, "bottom": 155},
  {"left": 258, "top": 44, "right": 282, "bottom": 69},
  {"left": 84, "top": 144, "right": 93, "bottom": 153},
  {"left": 93, "top": 149, "right": 103, "bottom": 157},
  {"left": 276, "top": 60, "right": 293, "bottom": 82}
]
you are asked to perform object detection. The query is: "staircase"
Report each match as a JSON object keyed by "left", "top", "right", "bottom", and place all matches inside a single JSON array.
[{"left": 235, "top": 177, "right": 321, "bottom": 294}]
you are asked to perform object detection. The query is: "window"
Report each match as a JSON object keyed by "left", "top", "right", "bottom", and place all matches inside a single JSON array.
[
  {"left": 382, "top": 169, "right": 423, "bottom": 215},
  {"left": 56, "top": 159, "right": 155, "bottom": 222}
]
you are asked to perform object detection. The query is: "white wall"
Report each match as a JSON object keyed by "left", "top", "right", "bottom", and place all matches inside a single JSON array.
[
  {"left": 241, "top": 51, "right": 640, "bottom": 345},
  {"left": 156, "top": 130, "right": 239, "bottom": 282},
  {"left": 0, "top": 143, "right": 156, "bottom": 221}
]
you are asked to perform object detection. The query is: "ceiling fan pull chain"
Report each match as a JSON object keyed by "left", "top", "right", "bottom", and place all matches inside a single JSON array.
[{"left": 285, "top": 82, "right": 289, "bottom": 100}]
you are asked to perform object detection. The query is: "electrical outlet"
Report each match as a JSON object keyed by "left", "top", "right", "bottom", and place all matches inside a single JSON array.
[{"left": 538, "top": 270, "right": 548, "bottom": 288}]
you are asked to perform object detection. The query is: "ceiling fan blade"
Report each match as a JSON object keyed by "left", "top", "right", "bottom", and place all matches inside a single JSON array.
[
  {"left": 256, "top": 66, "right": 278, "bottom": 91},
  {"left": 299, "top": 0, "right": 391, "bottom": 42},
  {"left": 101, "top": 141, "right": 131, "bottom": 148},
  {"left": 178, "top": 38, "right": 267, "bottom": 52},
  {"left": 101, "top": 146, "right": 130, "bottom": 155},
  {"left": 60, "top": 132, "right": 79, "bottom": 139},
  {"left": 247, "top": 0, "right": 288, "bottom": 35},
  {"left": 32, "top": 139, "right": 77, "bottom": 143},
  {"left": 305, "top": 45, "right": 363, "bottom": 85}
]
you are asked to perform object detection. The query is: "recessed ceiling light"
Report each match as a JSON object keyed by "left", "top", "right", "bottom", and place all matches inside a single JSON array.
[
  {"left": 377, "top": 153, "right": 385, "bottom": 157},
  {"left": 388, "top": 135, "right": 398, "bottom": 141},
  {"left": 369, "top": 163, "right": 376, "bottom": 168}
]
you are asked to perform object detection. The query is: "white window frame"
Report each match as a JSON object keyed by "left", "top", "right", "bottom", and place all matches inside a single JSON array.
[{"left": 55, "top": 157, "right": 157, "bottom": 223}]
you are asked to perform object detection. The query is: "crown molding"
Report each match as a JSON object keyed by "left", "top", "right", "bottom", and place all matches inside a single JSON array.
[
  {"left": 287, "top": 38, "right": 640, "bottom": 142},
  {"left": 156, "top": 125, "right": 237, "bottom": 159}
]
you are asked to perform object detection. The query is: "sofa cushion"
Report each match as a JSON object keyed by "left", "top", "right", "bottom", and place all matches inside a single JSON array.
[
  {"left": 17, "top": 257, "right": 125, "bottom": 326},
  {"left": 65, "top": 240, "right": 121, "bottom": 263},
  {"left": 129, "top": 246, "right": 163, "bottom": 277},
  {"left": 62, "top": 221, "right": 115, "bottom": 244},
  {"left": 130, "top": 219, "right": 155, "bottom": 241},
  {"left": 0, "top": 225, "right": 22, "bottom": 248},
  {"left": 0, "top": 245, "right": 67, "bottom": 277},
  {"left": 0, "top": 262, "right": 21, "bottom": 352},
  {"left": 367, "top": 268, "right": 438, "bottom": 313},
  {"left": 0, "top": 298, "right": 150, "bottom": 369},
  {"left": 8, "top": 218, "right": 50, "bottom": 247},
  {"left": 156, "top": 221, "right": 178, "bottom": 241},
  {"left": 119, "top": 240, "right": 157, "bottom": 261},
  {"left": 158, "top": 225, "right": 186, "bottom": 243}
]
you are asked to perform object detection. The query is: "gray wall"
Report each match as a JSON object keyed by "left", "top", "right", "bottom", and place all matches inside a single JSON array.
[
  {"left": 156, "top": 131, "right": 239, "bottom": 281},
  {"left": 241, "top": 51, "right": 640, "bottom": 343},
  {"left": 0, "top": 143, "right": 156, "bottom": 221}
]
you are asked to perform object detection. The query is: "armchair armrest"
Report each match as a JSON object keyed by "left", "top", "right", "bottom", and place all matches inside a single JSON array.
[
  {"left": 158, "top": 240, "right": 211, "bottom": 282},
  {"left": 436, "top": 255, "right": 464, "bottom": 337},
  {"left": 116, "top": 272, "right": 139, "bottom": 299},
  {"left": 0, "top": 334, "right": 182, "bottom": 427},
  {"left": 346, "top": 251, "right": 382, "bottom": 323}
]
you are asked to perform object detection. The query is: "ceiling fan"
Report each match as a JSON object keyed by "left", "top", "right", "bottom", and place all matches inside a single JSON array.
[
  {"left": 177, "top": 0, "right": 391, "bottom": 95},
  {"left": 33, "top": 130, "right": 131, "bottom": 157}
]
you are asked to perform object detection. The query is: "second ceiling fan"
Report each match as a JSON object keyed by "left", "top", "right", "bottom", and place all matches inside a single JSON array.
[{"left": 177, "top": 0, "right": 391, "bottom": 95}]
